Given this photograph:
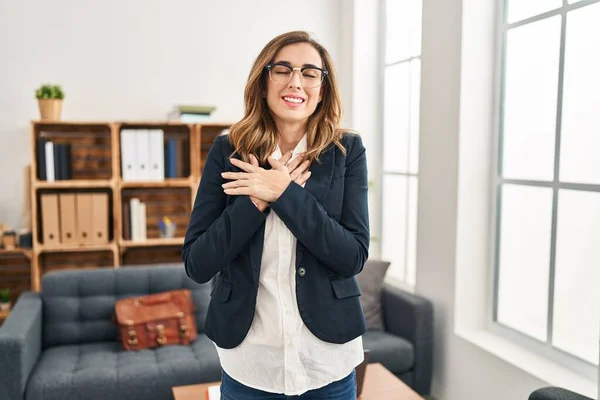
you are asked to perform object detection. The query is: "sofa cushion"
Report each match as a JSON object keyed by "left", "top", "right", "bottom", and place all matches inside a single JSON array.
[
  {"left": 25, "top": 334, "right": 221, "bottom": 400},
  {"left": 356, "top": 259, "right": 391, "bottom": 330},
  {"left": 41, "top": 264, "right": 211, "bottom": 348},
  {"left": 362, "top": 329, "right": 414, "bottom": 374}
]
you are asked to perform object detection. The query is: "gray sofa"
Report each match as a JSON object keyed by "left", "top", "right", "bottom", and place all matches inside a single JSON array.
[
  {"left": 0, "top": 263, "right": 433, "bottom": 399},
  {"left": 529, "top": 387, "right": 594, "bottom": 400}
]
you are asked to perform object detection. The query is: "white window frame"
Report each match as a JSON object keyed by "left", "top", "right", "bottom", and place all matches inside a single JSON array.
[
  {"left": 378, "top": 0, "right": 423, "bottom": 290},
  {"left": 490, "top": 0, "right": 600, "bottom": 381}
]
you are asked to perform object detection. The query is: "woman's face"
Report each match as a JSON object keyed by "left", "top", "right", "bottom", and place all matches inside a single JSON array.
[{"left": 265, "top": 43, "right": 324, "bottom": 127}]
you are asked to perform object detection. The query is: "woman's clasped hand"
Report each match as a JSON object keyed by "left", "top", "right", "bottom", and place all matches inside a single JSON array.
[{"left": 221, "top": 150, "right": 312, "bottom": 209}]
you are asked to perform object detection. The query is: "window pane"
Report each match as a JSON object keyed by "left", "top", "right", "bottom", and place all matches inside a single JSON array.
[
  {"left": 553, "top": 189, "right": 600, "bottom": 365},
  {"left": 406, "top": 177, "right": 418, "bottom": 286},
  {"left": 385, "top": 0, "right": 422, "bottom": 64},
  {"left": 383, "top": 63, "right": 409, "bottom": 173},
  {"left": 497, "top": 184, "right": 553, "bottom": 341},
  {"left": 507, "top": 0, "right": 562, "bottom": 23},
  {"left": 502, "top": 17, "right": 561, "bottom": 181},
  {"left": 559, "top": 2, "right": 600, "bottom": 185},
  {"left": 381, "top": 174, "right": 418, "bottom": 284},
  {"left": 409, "top": 60, "right": 421, "bottom": 174},
  {"left": 383, "top": 60, "right": 420, "bottom": 174}
]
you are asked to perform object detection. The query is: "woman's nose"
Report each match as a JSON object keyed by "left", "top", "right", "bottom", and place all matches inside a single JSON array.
[{"left": 288, "top": 69, "right": 303, "bottom": 88}]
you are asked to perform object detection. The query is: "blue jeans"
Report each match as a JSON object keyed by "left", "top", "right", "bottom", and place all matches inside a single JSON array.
[{"left": 220, "top": 369, "right": 357, "bottom": 400}]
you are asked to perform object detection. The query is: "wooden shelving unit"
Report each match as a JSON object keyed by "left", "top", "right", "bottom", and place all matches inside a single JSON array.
[
  {"left": 34, "top": 180, "right": 114, "bottom": 189},
  {"left": 0, "top": 248, "right": 33, "bottom": 259},
  {"left": 0, "top": 310, "right": 10, "bottom": 327},
  {"left": 19, "top": 119, "right": 232, "bottom": 291},
  {"left": 37, "top": 242, "right": 117, "bottom": 253},
  {"left": 119, "top": 237, "right": 185, "bottom": 249},
  {"left": 0, "top": 247, "right": 33, "bottom": 325},
  {"left": 120, "top": 178, "right": 192, "bottom": 188}
]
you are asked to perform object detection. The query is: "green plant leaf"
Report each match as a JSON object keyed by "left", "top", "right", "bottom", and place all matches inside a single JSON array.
[
  {"left": 0, "top": 288, "right": 10, "bottom": 303},
  {"left": 35, "top": 84, "right": 65, "bottom": 99}
]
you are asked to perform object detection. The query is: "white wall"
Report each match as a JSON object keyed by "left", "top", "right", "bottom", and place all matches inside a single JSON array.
[
  {"left": 0, "top": 0, "right": 348, "bottom": 231},
  {"left": 348, "top": 0, "right": 382, "bottom": 258}
]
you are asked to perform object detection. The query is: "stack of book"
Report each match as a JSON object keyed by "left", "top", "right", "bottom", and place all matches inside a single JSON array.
[
  {"left": 120, "top": 129, "right": 190, "bottom": 181},
  {"left": 35, "top": 139, "right": 73, "bottom": 181},
  {"left": 167, "top": 105, "right": 216, "bottom": 122},
  {"left": 122, "top": 198, "right": 146, "bottom": 241}
]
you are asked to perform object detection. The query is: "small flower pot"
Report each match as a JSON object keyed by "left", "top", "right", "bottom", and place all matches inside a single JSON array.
[
  {"left": 2, "top": 231, "right": 16, "bottom": 250},
  {"left": 0, "top": 302, "right": 11, "bottom": 312},
  {"left": 38, "top": 99, "right": 63, "bottom": 121}
]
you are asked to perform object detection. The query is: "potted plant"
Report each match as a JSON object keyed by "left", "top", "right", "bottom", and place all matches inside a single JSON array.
[
  {"left": 35, "top": 84, "right": 65, "bottom": 121},
  {"left": 0, "top": 288, "right": 11, "bottom": 311}
]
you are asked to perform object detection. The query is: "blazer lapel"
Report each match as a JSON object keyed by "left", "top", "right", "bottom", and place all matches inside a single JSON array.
[
  {"left": 305, "top": 144, "right": 335, "bottom": 204},
  {"left": 296, "top": 145, "right": 336, "bottom": 267}
]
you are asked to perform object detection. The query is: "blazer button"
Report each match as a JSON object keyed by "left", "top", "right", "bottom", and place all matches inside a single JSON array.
[{"left": 298, "top": 267, "right": 306, "bottom": 277}]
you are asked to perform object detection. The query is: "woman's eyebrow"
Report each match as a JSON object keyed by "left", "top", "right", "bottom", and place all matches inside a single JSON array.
[{"left": 274, "top": 60, "right": 323, "bottom": 69}]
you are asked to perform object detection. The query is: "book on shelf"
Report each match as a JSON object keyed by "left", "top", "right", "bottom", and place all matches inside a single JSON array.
[
  {"left": 36, "top": 139, "right": 73, "bottom": 181},
  {"left": 121, "top": 129, "right": 164, "bottom": 181},
  {"left": 167, "top": 104, "right": 216, "bottom": 122},
  {"left": 125, "top": 198, "right": 147, "bottom": 241},
  {"left": 40, "top": 192, "right": 109, "bottom": 246},
  {"left": 121, "top": 129, "right": 189, "bottom": 181},
  {"left": 177, "top": 113, "right": 212, "bottom": 122},
  {"left": 164, "top": 138, "right": 190, "bottom": 178}
]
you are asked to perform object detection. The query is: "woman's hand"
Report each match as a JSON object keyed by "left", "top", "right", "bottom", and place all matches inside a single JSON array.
[
  {"left": 222, "top": 153, "right": 311, "bottom": 203},
  {"left": 247, "top": 155, "right": 269, "bottom": 212}
]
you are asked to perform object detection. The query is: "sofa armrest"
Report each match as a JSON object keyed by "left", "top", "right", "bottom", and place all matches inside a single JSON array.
[
  {"left": 529, "top": 387, "right": 594, "bottom": 400},
  {"left": 381, "top": 283, "right": 434, "bottom": 395},
  {"left": 0, "top": 292, "right": 43, "bottom": 400}
]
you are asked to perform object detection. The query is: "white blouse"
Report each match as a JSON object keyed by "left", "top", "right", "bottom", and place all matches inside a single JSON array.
[{"left": 214, "top": 134, "right": 364, "bottom": 396}]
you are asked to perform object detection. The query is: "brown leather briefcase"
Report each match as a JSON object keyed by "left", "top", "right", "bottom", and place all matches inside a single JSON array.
[{"left": 114, "top": 289, "right": 197, "bottom": 351}]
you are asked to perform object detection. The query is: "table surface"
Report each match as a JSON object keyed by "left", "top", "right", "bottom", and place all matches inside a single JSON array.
[{"left": 172, "top": 363, "right": 424, "bottom": 400}]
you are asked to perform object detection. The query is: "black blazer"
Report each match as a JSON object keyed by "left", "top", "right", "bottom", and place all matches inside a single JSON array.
[{"left": 181, "top": 132, "right": 370, "bottom": 349}]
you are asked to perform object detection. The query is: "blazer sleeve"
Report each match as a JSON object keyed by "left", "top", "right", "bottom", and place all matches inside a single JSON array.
[
  {"left": 269, "top": 134, "right": 370, "bottom": 278},
  {"left": 181, "top": 135, "right": 267, "bottom": 283}
]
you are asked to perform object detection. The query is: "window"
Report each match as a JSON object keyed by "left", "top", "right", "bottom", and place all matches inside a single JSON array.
[
  {"left": 380, "top": 0, "right": 423, "bottom": 287},
  {"left": 494, "top": 0, "right": 600, "bottom": 367}
]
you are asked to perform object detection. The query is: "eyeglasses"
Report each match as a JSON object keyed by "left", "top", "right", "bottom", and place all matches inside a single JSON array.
[{"left": 266, "top": 62, "right": 328, "bottom": 88}]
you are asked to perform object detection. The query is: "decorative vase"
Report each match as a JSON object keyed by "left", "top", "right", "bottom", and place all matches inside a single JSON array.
[{"left": 38, "top": 99, "right": 63, "bottom": 121}]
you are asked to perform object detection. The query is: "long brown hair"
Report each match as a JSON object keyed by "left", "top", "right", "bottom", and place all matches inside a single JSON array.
[{"left": 228, "top": 31, "right": 349, "bottom": 164}]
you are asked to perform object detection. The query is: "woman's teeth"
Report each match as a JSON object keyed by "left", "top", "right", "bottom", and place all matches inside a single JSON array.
[{"left": 283, "top": 97, "right": 303, "bottom": 103}]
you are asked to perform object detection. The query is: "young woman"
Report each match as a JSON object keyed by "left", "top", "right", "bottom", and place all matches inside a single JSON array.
[{"left": 182, "top": 30, "right": 370, "bottom": 400}]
